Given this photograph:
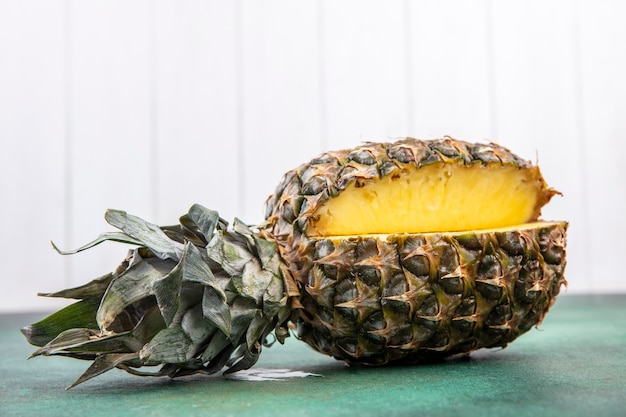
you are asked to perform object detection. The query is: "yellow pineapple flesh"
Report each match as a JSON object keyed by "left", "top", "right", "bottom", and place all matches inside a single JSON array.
[{"left": 308, "top": 162, "right": 553, "bottom": 236}]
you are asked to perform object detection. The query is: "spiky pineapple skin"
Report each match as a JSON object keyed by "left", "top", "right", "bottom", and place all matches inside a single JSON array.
[{"left": 293, "top": 222, "right": 567, "bottom": 364}]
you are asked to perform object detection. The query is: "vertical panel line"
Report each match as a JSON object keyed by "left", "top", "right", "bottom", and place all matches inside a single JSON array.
[
  {"left": 485, "top": 0, "right": 498, "bottom": 140},
  {"left": 234, "top": 0, "right": 246, "bottom": 216},
  {"left": 149, "top": 0, "right": 159, "bottom": 220},
  {"left": 571, "top": 0, "right": 592, "bottom": 290},
  {"left": 403, "top": 0, "right": 414, "bottom": 135},
  {"left": 316, "top": 0, "right": 329, "bottom": 151},
  {"left": 63, "top": 0, "right": 73, "bottom": 287}
]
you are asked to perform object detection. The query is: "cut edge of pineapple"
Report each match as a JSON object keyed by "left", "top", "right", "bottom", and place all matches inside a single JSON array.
[{"left": 316, "top": 220, "right": 567, "bottom": 241}]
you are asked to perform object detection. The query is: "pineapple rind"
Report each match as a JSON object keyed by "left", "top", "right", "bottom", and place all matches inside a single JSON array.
[{"left": 294, "top": 221, "right": 567, "bottom": 364}]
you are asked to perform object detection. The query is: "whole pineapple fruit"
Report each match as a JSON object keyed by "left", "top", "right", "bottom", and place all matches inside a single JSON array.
[{"left": 22, "top": 137, "right": 567, "bottom": 388}]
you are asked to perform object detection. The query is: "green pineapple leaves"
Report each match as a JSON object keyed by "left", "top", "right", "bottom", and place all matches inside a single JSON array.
[
  {"left": 22, "top": 204, "right": 294, "bottom": 389},
  {"left": 104, "top": 210, "right": 186, "bottom": 261},
  {"left": 21, "top": 297, "right": 101, "bottom": 347}
]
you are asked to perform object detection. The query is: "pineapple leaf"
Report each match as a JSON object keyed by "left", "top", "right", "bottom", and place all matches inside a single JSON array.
[
  {"left": 273, "top": 321, "right": 290, "bottom": 345},
  {"left": 105, "top": 209, "right": 185, "bottom": 261},
  {"left": 245, "top": 311, "right": 269, "bottom": 351},
  {"left": 182, "top": 243, "right": 224, "bottom": 295},
  {"left": 38, "top": 273, "right": 114, "bottom": 300},
  {"left": 224, "top": 345, "right": 261, "bottom": 375},
  {"left": 251, "top": 233, "right": 280, "bottom": 270},
  {"left": 187, "top": 204, "right": 221, "bottom": 241},
  {"left": 276, "top": 304, "right": 293, "bottom": 329},
  {"left": 151, "top": 251, "right": 184, "bottom": 327},
  {"left": 181, "top": 304, "right": 216, "bottom": 344},
  {"left": 201, "top": 330, "right": 231, "bottom": 363},
  {"left": 62, "top": 332, "right": 136, "bottom": 355},
  {"left": 29, "top": 328, "right": 127, "bottom": 357},
  {"left": 228, "top": 297, "right": 258, "bottom": 344},
  {"left": 67, "top": 353, "right": 138, "bottom": 390},
  {"left": 235, "top": 263, "right": 274, "bottom": 304},
  {"left": 160, "top": 224, "right": 192, "bottom": 245},
  {"left": 129, "top": 304, "right": 167, "bottom": 345},
  {"left": 262, "top": 272, "right": 286, "bottom": 318},
  {"left": 202, "top": 286, "right": 231, "bottom": 338},
  {"left": 51, "top": 232, "right": 143, "bottom": 255},
  {"left": 21, "top": 297, "right": 101, "bottom": 347},
  {"left": 209, "top": 232, "right": 255, "bottom": 276},
  {"left": 232, "top": 218, "right": 255, "bottom": 245},
  {"left": 97, "top": 257, "right": 175, "bottom": 330},
  {"left": 140, "top": 326, "right": 195, "bottom": 364},
  {"left": 30, "top": 328, "right": 92, "bottom": 358}
]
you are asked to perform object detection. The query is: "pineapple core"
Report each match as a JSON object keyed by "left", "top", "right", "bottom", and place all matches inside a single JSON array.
[{"left": 308, "top": 162, "right": 547, "bottom": 236}]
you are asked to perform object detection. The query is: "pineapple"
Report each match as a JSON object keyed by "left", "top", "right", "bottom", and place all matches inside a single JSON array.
[{"left": 22, "top": 137, "right": 567, "bottom": 388}]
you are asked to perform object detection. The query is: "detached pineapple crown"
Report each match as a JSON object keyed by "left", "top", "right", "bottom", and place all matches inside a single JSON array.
[{"left": 22, "top": 137, "right": 567, "bottom": 389}]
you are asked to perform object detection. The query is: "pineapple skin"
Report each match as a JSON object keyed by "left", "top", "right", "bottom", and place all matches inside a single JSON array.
[
  {"left": 262, "top": 137, "right": 567, "bottom": 363},
  {"left": 294, "top": 223, "right": 567, "bottom": 364}
]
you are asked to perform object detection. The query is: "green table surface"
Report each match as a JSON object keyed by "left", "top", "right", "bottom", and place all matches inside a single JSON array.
[{"left": 1, "top": 294, "right": 625, "bottom": 417}]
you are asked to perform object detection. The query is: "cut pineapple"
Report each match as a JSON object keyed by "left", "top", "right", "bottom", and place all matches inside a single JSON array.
[
  {"left": 264, "top": 137, "right": 566, "bottom": 365},
  {"left": 22, "top": 137, "right": 567, "bottom": 388}
]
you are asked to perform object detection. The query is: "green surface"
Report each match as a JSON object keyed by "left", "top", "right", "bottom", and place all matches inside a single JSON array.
[{"left": 1, "top": 294, "right": 625, "bottom": 417}]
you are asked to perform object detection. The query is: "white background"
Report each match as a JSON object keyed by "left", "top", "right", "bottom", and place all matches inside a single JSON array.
[{"left": 1, "top": 0, "right": 624, "bottom": 312}]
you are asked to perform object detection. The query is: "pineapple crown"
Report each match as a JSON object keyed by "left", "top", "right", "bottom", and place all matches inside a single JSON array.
[{"left": 21, "top": 204, "right": 295, "bottom": 389}]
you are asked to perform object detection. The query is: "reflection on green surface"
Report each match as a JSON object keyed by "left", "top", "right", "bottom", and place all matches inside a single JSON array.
[{"left": 1, "top": 295, "right": 625, "bottom": 417}]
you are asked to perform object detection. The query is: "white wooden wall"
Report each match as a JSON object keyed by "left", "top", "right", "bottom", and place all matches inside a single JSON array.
[{"left": 1, "top": 0, "right": 625, "bottom": 312}]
